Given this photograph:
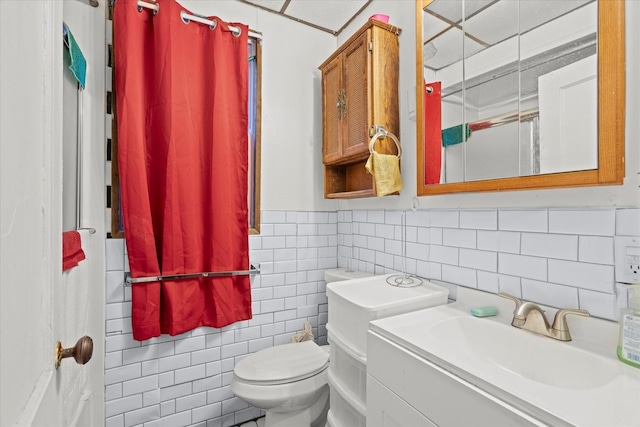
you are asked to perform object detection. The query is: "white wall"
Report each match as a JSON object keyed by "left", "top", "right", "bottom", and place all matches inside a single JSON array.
[
  {"left": 337, "top": 207, "right": 639, "bottom": 321},
  {"left": 62, "top": 2, "right": 107, "bottom": 424}
]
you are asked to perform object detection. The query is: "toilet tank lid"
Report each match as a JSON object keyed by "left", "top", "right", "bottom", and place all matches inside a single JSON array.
[
  {"left": 326, "top": 274, "right": 449, "bottom": 310},
  {"left": 234, "top": 341, "right": 329, "bottom": 384},
  {"left": 324, "top": 268, "right": 373, "bottom": 282}
]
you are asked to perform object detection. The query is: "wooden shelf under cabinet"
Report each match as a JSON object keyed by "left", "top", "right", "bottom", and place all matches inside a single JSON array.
[
  {"left": 325, "top": 159, "right": 375, "bottom": 199},
  {"left": 319, "top": 19, "right": 401, "bottom": 199}
]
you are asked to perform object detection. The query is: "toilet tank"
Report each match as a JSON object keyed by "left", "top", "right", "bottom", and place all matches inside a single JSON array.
[
  {"left": 324, "top": 268, "right": 373, "bottom": 283},
  {"left": 326, "top": 274, "right": 449, "bottom": 358}
]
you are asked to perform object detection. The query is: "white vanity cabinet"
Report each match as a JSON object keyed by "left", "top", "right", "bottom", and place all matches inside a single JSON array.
[
  {"left": 365, "top": 287, "right": 640, "bottom": 427},
  {"left": 366, "top": 331, "right": 542, "bottom": 427}
]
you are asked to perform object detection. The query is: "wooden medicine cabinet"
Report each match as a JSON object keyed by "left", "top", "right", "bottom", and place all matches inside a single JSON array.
[
  {"left": 415, "top": 0, "right": 625, "bottom": 196},
  {"left": 320, "top": 19, "right": 402, "bottom": 199}
]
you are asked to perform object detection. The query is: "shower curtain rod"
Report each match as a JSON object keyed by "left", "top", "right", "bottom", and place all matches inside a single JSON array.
[
  {"left": 452, "top": 107, "right": 539, "bottom": 133},
  {"left": 472, "top": 108, "right": 539, "bottom": 130},
  {"left": 136, "top": 1, "right": 262, "bottom": 40},
  {"left": 124, "top": 265, "right": 260, "bottom": 285}
]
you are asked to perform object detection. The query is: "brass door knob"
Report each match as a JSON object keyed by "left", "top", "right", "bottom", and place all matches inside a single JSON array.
[{"left": 55, "top": 336, "right": 93, "bottom": 368}]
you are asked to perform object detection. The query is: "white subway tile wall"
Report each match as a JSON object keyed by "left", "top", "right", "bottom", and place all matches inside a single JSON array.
[
  {"left": 105, "top": 211, "right": 337, "bottom": 427},
  {"left": 616, "top": 208, "right": 640, "bottom": 236},
  {"left": 337, "top": 208, "right": 637, "bottom": 317},
  {"left": 105, "top": 207, "right": 638, "bottom": 427}
]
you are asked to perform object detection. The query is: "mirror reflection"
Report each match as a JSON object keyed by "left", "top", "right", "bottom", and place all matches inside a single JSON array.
[{"left": 422, "top": 0, "right": 597, "bottom": 185}]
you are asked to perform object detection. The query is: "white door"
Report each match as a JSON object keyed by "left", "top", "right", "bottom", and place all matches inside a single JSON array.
[{"left": 1, "top": 1, "right": 105, "bottom": 426}]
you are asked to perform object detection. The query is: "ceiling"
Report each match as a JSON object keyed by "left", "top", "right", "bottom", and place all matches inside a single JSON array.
[{"left": 238, "top": 0, "right": 372, "bottom": 35}]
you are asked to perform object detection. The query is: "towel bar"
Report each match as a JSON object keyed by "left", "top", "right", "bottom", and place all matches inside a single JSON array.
[{"left": 124, "top": 265, "right": 260, "bottom": 286}]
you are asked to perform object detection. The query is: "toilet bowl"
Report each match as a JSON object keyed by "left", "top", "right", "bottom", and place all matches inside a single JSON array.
[
  {"left": 231, "top": 341, "right": 330, "bottom": 427},
  {"left": 231, "top": 268, "right": 372, "bottom": 427}
]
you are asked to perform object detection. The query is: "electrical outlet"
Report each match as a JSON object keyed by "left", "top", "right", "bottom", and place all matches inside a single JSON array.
[{"left": 615, "top": 236, "right": 640, "bottom": 283}]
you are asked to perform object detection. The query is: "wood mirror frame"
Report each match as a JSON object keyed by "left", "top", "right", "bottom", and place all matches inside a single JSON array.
[{"left": 415, "top": 0, "right": 625, "bottom": 196}]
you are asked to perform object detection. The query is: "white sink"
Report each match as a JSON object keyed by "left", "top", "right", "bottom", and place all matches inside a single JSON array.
[
  {"left": 429, "top": 315, "right": 618, "bottom": 390},
  {"left": 369, "top": 287, "right": 640, "bottom": 426}
]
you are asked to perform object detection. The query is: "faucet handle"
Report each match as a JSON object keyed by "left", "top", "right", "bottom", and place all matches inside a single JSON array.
[
  {"left": 552, "top": 308, "right": 590, "bottom": 331},
  {"left": 498, "top": 293, "right": 539, "bottom": 327},
  {"left": 551, "top": 308, "right": 590, "bottom": 341},
  {"left": 498, "top": 292, "right": 523, "bottom": 308}
]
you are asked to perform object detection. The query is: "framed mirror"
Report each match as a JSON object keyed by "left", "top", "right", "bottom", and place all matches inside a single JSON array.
[{"left": 416, "top": 0, "right": 625, "bottom": 196}]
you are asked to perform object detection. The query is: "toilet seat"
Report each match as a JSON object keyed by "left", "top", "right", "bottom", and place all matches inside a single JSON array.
[{"left": 234, "top": 341, "right": 330, "bottom": 386}]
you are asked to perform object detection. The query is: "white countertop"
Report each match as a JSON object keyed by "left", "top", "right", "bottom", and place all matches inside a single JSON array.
[{"left": 369, "top": 288, "right": 640, "bottom": 427}]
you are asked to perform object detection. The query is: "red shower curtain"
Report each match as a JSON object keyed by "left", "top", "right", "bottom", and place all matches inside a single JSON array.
[{"left": 114, "top": 0, "right": 252, "bottom": 340}]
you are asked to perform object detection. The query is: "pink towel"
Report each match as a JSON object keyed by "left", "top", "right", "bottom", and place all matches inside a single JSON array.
[{"left": 63, "top": 231, "right": 86, "bottom": 271}]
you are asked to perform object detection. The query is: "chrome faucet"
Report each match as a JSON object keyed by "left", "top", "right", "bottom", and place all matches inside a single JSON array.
[{"left": 498, "top": 293, "right": 589, "bottom": 341}]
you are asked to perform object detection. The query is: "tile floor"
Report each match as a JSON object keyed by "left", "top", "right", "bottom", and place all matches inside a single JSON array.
[{"left": 237, "top": 416, "right": 265, "bottom": 427}]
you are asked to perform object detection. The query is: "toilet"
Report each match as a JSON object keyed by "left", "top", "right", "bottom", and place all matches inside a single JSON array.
[{"left": 230, "top": 268, "right": 372, "bottom": 427}]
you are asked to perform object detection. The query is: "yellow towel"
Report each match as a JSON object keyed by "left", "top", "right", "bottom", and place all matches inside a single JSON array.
[{"left": 365, "top": 151, "right": 402, "bottom": 196}]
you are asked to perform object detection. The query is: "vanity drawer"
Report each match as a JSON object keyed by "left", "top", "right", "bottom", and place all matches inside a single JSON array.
[
  {"left": 367, "top": 331, "right": 543, "bottom": 427},
  {"left": 367, "top": 375, "right": 437, "bottom": 427}
]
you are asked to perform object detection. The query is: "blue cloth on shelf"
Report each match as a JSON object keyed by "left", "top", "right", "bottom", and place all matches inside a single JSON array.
[{"left": 63, "top": 23, "right": 87, "bottom": 89}]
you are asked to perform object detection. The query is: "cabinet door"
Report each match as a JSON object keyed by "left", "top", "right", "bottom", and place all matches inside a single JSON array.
[
  {"left": 342, "top": 30, "right": 372, "bottom": 161},
  {"left": 322, "top": 55, "right": 343, "bottom": 164}
]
